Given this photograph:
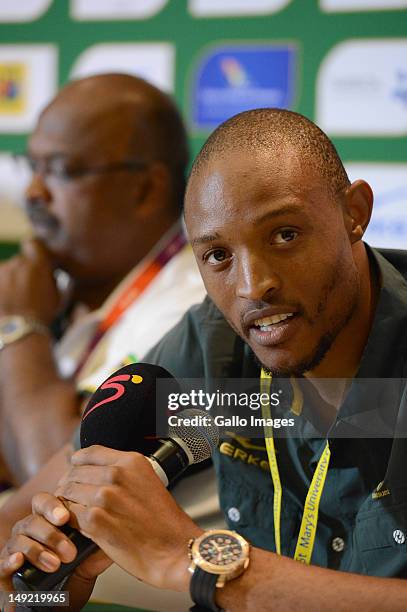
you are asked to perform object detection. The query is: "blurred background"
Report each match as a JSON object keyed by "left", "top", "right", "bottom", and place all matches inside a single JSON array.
[{"left": 0, "top": 0, "right": 406, "bottom": 258}]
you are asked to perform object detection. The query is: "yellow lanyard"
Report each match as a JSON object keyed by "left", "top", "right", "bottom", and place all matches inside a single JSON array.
[{"left": 260, "top": 370, "right": 331, "bottom": 564}]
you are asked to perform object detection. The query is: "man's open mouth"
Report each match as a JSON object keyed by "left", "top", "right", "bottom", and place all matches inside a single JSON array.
[
  {"left": 253, "top": 312, "right": 295, "bottom": 331},
  {"left": 246, "top": 311, "right": 301, "bottom": 347}
]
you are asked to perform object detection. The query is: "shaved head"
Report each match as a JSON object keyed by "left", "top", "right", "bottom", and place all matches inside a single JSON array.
[
  {"left": 40, "top": 73, "right": 189, "bottom": 208},
  {"left": 189, "top": 108, "right": 349, "bottom": 202},
  {"left": 185, "top": 108, "right": 374, "bottom": 378}
]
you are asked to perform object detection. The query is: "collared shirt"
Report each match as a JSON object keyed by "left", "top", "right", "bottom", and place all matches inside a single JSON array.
[
  {"left": 145, "top": 246, "right": 407, "bottom": 577},
  {"left": 55, "top": 221, "right": 206, "bottom": 394}
]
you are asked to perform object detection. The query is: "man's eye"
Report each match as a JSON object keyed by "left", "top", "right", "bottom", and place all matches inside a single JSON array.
[
  {"left": 273, "top": 229, "right": 298, "bottom": 244},
  {"left": 49, "top": 159, "right": 76, "bottom": 179},
  {"left": 205, "top": 249, "right": 229, "bottom": 264}
]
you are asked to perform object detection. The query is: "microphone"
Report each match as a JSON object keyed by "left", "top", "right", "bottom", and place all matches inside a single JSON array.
[{"left": 13, "top": 363, "right": 219, "bottom": 592}]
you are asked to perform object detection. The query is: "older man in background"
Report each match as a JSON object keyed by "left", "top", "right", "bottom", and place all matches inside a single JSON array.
[{"left": 0, "top": 73, "right": 206, "bottom": 487}]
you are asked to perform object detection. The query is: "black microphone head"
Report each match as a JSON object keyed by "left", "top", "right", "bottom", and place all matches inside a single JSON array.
[{"left": 80, "top": 362, "right": 179, "bottom": 454}]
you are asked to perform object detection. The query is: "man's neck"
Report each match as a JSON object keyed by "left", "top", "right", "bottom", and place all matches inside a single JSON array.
[
  {"left": 307, "top": 244, "right": 380, "bottom": 382},
  {"left": 71, "top": 270, "right": 134, "bottom": 312},
  {"left": 70, "top": 214, "right": 180, "bottom": 312}
]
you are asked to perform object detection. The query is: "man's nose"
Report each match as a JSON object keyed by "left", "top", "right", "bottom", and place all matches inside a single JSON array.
[
  {"left": 236, "top": 253, "right": 281, "bottom": 300},
  {"left": 25, "top": 172, "right": 52, "bottom": 207}
]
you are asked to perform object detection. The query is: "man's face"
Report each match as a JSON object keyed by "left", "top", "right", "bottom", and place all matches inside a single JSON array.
[
  {"left": 185, "top": 148, "right": 360, "bottom": 376},
  {"left": 25, "top": 102, "right": 144, "bottom": 281}
]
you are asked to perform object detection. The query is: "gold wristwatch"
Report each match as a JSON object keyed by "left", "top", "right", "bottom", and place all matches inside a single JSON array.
[
  {"left": 188, "top": 529, "right": 250, "bottom": 612},
  {"left": 0, "top": 315, "right": 49, "bottom": 350}
]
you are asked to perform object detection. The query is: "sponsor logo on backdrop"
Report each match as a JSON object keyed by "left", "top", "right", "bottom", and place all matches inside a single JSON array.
[
  {"left": 0, "top": 63, "right": 26, "bottom": 114},
  {"left": 346, "top": 163, "right": 407, "bottom": 249},
  {"left": 191, "top": 43, "right": 297, "bottom": 131},
  {"left": 189, "top": 0, "right": 291, "bottom": 17},
  {"left": 394, "top": 70, "right": 407, "bottom": 108},
  {"left": 0, "top": 45, "right": 57, "bottom": 133},
  {"left": 70, "top": 43, "right": 174, "bottom": 92},
  {"left": 71, "top": 0, "right": 168, "bottom": 20},
  {"left": 0, "top": 0, "right": 52, "bottom": 22},
  {"left": 320, "top": 0, "right": 407, "bottom": 12},
  {"left": 317, "top": 40, "right": 407, "bottom": 135}
]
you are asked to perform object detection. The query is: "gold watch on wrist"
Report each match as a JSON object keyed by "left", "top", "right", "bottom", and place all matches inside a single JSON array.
[
  {"left": 188, "top": 529, "right": 250, "bottom": 612},
  {"left": 0, "top": 315, "right": 49, "bottom": 350}
]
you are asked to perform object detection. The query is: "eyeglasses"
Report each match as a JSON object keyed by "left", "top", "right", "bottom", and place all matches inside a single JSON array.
[{"left": 13, "top": 153, "right": 147, "bottom": 182}]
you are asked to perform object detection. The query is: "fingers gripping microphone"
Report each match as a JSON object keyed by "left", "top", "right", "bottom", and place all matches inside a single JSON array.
[{"left": 13, "top": 363, "right": 219, "bottom": 592}]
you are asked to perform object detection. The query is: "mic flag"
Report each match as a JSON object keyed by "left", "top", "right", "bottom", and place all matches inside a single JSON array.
[{"left": 80, "top": 362, "right": 180, "bottom": 454}]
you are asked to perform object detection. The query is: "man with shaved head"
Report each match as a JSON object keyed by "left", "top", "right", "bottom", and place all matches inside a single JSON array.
[
  {"left": 187, "top": 108, "right": 375, "bottom": 381},
  {"left": 1, "top": 108, "right": 407, "bottom": 610},
  {"left": 0, "top": 73, "right": 204, "bottom": 485}
]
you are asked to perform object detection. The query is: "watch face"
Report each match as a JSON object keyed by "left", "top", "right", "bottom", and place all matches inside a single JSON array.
[
  {"left": 199, "top": 533, "right": 243, "bottom": 567},
  {"left": 0, "top": 318, "right": 20, "bottom": 334},
  {"left": 0, "top": 316, "right": 36, "bottom": 349},
  {"left": 190, "top": 530, "right": 250, "bottom": 579}
]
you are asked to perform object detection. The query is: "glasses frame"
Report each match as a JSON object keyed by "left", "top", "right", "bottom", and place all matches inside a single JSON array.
[{"left": 13, "top": 153, "right": 148, "bottom": 182}]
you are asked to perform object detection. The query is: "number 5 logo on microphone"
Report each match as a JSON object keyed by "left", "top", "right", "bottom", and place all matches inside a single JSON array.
[{"left": 82, "top": 373, "right": 143, "bottom": 421}]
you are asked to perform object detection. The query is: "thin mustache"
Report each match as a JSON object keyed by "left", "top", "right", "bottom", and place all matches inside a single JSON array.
[{"left": 25, "top": 200, "right": 55, "bottom": 222}]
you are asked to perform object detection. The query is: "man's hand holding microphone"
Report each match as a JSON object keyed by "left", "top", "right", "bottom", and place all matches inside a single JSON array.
[
  {"left": 0, "top": 363, "right": 218, "bottom": 609},
  {"left": 0, "top": 495, "right": 112, "bottom": 611}
]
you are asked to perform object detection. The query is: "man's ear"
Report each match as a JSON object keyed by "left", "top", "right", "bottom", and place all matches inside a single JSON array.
[
  {"left": 132, "top": 162, "right": 172, "bottom": 218},
  {"left": 129, "top": 168, "right": 152, "bottom": 211},
  {"left": 343, "top": 179, "right": 373, "bottom": 244}
]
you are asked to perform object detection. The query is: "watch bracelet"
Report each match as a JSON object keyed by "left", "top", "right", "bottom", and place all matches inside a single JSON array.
[{"left": 0, "top": 316, "right": 50, "bottom": 350}]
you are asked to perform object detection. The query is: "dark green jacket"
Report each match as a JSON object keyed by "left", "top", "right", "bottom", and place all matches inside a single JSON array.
[{"left": 145, "top": 247, "right": 407, "bottom": 577}]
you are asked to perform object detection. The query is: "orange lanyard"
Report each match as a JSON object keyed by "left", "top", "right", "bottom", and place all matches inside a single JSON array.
[{"left": 74, "top": 228, "right": 186, "bottom": 378}]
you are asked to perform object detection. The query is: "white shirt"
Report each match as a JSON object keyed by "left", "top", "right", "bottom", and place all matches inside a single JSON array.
[{"left": 54, "top": 224, "right": 205, "bottom": 394}]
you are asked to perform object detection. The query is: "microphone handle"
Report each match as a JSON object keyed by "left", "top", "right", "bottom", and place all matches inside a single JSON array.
[{"left": 12, "top": 524, "right": 98, "bottom": 592}]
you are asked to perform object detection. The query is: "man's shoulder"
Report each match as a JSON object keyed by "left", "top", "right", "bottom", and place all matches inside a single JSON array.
[
  {"left": 376, "top": 248, "right": 407, "bottom": 284},
  {"left": 165, "top": 293, "right": 228, "bottom": 331},
  {"left": 143, "top": 296, "right": 241, "bottom": 378},
  {"left": 367, "top": 246, "right": 407, "bottom": 375}
]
